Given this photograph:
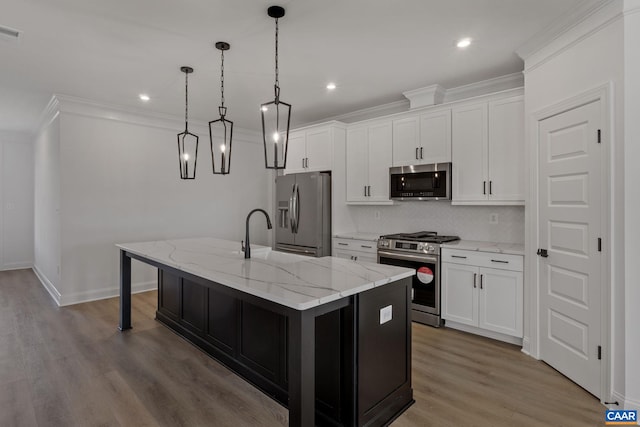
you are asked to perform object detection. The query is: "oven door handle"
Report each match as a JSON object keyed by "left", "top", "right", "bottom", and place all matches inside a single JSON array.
[{"left": 377, "top": 250, "right": 439, "bottom": 264}]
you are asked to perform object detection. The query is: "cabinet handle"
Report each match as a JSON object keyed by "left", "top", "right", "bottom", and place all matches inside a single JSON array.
[
  {"left": 306, "top": 158, "right": 309, "bottom": 168},
  {"left": 364, "top": 186, "right": 367, "bottom": 197},
  {"left": 491, "top": 259, "right": 509, "bottom": 264},
  {"left": 473, "top": 273, "right": 477, "bottom": 288},
  {"left": 302, "top": 158, "right": 305, "bottom": 168},
  {"left": 489, "top": 180, "right": 492, "bottom": 195},
  {"left": 368, "top": 186, "right": 371, "bottom": 197},
  {"left": 451, "top": 255, "right": 467, "bottom": 259},
  {"left": 350, "top": 255, "right": 354, "bottom": 260},
  {"left": 361, "top": 245, "right": 372, "bottom": 249},
  {"left": 354, "top": 256, "right": 358, "bottom": 261},
  {"left": 415, "top": 147, "right": 419, "bottom": 160},
  {"left": 338, "top": 242, "right": 348, "bottom": 246},
  {"left": 420, "top": 147, "right": 424, "bottom": 159},
  {"left": 480, "top": 274, "right": 483, "bottom": 289},
  {"left": 483, "top": 181, "right": 486, "bottom": 195}
]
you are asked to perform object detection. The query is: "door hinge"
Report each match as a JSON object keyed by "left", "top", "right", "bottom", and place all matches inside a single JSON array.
[
  {"left": 598, "top": 345, "right": 602, "bottom": 360},
  {"left": 597, "top": 129, "right": 601, "bottom": 143},
  {"left": 598, "top": 238, "right": 602, "bottom": 252}
]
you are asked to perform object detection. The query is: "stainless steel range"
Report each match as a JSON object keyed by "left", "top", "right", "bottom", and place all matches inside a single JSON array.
[{"left": 377, "top": 231, "right": 460, "bottom": 327}]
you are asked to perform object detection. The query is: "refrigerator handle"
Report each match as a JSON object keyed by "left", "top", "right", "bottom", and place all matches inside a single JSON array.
[
  {"left": 289, "top": 185, "right": 296, "bottom": 233},
  {"left": 294, "top": 183, "right": 300, "bottom": 233}
]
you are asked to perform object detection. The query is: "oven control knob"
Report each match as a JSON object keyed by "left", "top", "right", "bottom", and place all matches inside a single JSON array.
[
  {"left": 379, "top": 240, "right": 389, "bottom": 248},
  {"left": 427, "top": 245, "right": 435, "bottom": 253},
  {"left": 417, "top": 244, "right": 424, "bottom": 251}
]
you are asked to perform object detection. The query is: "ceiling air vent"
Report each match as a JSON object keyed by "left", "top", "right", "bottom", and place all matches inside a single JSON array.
[{"left": 0, "top": 25, "right": 21, "bottom": 41}]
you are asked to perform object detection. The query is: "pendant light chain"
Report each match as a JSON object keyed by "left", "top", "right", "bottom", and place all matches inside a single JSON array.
[
  {"left": 220, "top": 48, "right": 225, "bottom": 109},
  {"left": 184, "top": 71, "right": 189, "bottom": 131},
  {"left": 274, "top": 17, "right": 280, "bottom": 102}
]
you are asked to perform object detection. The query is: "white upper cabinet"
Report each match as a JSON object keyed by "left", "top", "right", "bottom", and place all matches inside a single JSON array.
[
  {"left": 452, "top": 94, "right": 524, "bottom": 205},
  {"left": 488, "top": 97, "right": 525, "bottom": 202},
  {"left": 346, "top": 120, "right": 393, "bottom": 204},
  {"left": 392, "top": 109, "right": 451, "bottom": 167},
  {"left": 284, "top": 124, "right": 336, "bottom": 174}
]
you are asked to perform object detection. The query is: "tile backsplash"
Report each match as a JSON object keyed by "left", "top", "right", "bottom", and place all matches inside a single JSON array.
[{"left": 348, "top": 203, "right": 524, "bottom": 244}]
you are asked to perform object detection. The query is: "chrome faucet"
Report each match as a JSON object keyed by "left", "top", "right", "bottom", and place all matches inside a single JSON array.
[{"left": 243, "top": 208, "right": 273, "bottom": 259}]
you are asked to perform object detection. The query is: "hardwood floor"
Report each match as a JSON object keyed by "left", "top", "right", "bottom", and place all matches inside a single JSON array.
[{"left": 0, "top": 269, "right": 605, "bottom": 426}]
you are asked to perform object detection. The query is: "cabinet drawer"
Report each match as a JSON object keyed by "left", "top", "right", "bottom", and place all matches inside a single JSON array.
[
  {"left": 333, "top": 238, "right": 377, "bottom": 254},
  {"left": 442, "top": 248, "right": 523, "bottom": 272}
]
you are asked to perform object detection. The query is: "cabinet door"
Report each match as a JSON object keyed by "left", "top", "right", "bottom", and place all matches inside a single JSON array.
[
  {"left": 441, "top": 262, "right": 478, "bottom": 327},
  {"left": 392, "top": 115, "right": 420, "bottom": 167},
  {"left": 284, "top": 131, "right": 306, "bottom": 174},
  {"left": 367, "top": 121, "right": 392, "bottom": 202},
  {"left": 420, "top": 109, "right": 451, "bottom": 163},
  {"left": 488, "top": 96, "right": 525, "bottom": 202},
  {"left": 452, "top": 103, "right": 488, "bottom": 202},
  {"left": 478, "top": 268, "right": 523, "bottom": 337},
  {"left": 333, "top": 248, "right": 355, "bottom": 260},
  {"left": 346, "top": 127, "right": 369, "bottom": 202},
  {"left": 305, "top": 127, "right": 332, "bottom": 172}
]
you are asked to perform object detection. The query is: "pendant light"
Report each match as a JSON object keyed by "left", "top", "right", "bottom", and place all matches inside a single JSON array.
[
  {"left": 209, "top": 42, "right": 233, "bottom": 175},
  {"left": 261, "top": 5, "right": 291, "bottom": 170},
  {"left": 177, "top": 66, "right": 198, "bottom": 180}
]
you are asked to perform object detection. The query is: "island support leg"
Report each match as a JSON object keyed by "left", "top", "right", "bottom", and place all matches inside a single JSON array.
[
  {"left": 288, "top": 309, "right": 315, "bottom": 427},
  {"left": 119, "top": 250, "right": 132, "bottom": 331}
]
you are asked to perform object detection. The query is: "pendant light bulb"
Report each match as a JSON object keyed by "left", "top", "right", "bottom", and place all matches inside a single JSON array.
[{"left": 261, "top": 5, "right": 292, "bottom": 170}]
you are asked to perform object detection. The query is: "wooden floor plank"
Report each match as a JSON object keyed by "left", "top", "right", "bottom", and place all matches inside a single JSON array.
[{"left": 0, "top": 269, "right": 605, "bottom": 426}]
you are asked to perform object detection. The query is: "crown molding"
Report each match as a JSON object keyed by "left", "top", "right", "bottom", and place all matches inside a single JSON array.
[
  {"left": 310, "top": 99, "right": 409, "bottom": 125},
  {"left": 403, "top": 84, "right": 446, "bottom": 109},
  {"left": 37, "top": 95, "right": 61, "bottom": 132},
  {"left": 442, "top": 72, "right": 524, "bottom": 103},
  {"left": 47, "top": 94, "right": 262, "bottom": 144},
  {"left": 517, "top": 0, "right": 623, "bottom": 73}
]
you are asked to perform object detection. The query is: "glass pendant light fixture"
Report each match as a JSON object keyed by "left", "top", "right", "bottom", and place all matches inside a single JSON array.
[
  {"left": 209, "top": 42, "right": 233, "bottom": 175},
  {"left": 177, "top": 66, "right": 198, "bottom": 180},
  {"left": 261, "top": 5, "right": 291, "bottom": 170}
]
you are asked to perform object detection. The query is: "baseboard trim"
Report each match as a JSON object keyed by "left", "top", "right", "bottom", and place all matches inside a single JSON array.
[
  {"left": 58, "top": 280, "right": 157, "bottom": 306},
  {"left": 1, "top": 262, "right": 34, "bottom": 271},
  {"left": 32, "top": 265, "right": 62, "bottom": 306},
  {"left": 444, "top": 320, "right": 524, "bottom": 346},
  {"left": 623, "top": 394, "right": 640, "bottom": 411}
]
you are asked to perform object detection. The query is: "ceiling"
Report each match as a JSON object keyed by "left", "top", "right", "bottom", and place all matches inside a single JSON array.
[{"left": 1, "top": 0, "right": 587, "bottom": 133}]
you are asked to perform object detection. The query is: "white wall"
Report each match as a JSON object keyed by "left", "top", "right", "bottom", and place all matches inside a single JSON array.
[
  {"left": 623, "top": 0, "right": 640, "bottom": 411},
  {"left": 0, "top": 131, "right": 34, "bottom": 270},
  {"left": 34, "top": 96, "right": 273, "bottom": 306},
  {"left": 344, "top": 204, "right": 524, "bottom": 244},
  {"left": 522, "top": 1, "right": 627, "bottom": 405}
]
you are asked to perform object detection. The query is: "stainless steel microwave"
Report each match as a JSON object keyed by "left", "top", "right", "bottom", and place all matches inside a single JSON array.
[{"left": 389, "top": 163, "right": 452, "bottom": 201}]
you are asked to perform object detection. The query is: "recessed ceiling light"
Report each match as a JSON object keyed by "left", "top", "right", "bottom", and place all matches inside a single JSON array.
[
  {"left": 261, "top": 106, "right": 268, "bottom": 112},
  {"left": 457, "top": 38, "right": 472, "bottom": 49},
  {"left": 139, "top": 94, "right": 150, "bottom": 102},
  {"left": 326, "top": 82, "right": 336, "bottom": 90}
]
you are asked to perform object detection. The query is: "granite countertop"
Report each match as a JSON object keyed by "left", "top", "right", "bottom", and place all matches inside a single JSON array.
[
  {"left": 333, "top": 232, "right": 381, "bottom": 242},
  {"left": 440, "top": 240, "right": 525, "bottom": 256},
  {"left": 117, "top": 237, "right": 414, "bottom": 311}
]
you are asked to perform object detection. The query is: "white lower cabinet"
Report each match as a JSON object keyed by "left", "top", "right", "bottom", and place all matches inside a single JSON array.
[
  {"left": 441, "top": 248, "right": 523, "bottom": 342},
  {"left": 332, "top": 238, "right": 377, "bottom": 263}
]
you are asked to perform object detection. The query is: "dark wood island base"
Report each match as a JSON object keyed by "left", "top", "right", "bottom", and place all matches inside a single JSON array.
[{"left": 118, "top": 247, "right": 414, "bottom": 427}]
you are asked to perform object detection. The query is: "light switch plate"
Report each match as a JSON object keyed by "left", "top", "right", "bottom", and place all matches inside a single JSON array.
[{"left": 380, "top": 305, "right": 393, "bottom": 325}]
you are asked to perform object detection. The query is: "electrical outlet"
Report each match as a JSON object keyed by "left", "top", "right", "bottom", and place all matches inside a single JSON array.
[
  {"left": 374, "top": 210, "right": 381, "bottom": 220},
  {"left": 489, "top": 213, "right": 499, "bottom": 224},
  {"left": 380, "top": 305, "right": 393, "bottom": 325}
]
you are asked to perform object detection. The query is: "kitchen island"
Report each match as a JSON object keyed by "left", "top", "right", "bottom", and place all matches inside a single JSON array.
[{"left": 117, "top": 237, "right": 415, "bottom": 427}]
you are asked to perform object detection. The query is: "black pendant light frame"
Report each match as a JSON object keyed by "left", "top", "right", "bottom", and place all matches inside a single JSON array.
[
  {"left": 177, "top": 66, "right": 199, "bottom": 180},
  {"left": 261, "top": 5, "right": 292, "bottom": 170},
  {"left": 209, "top": 42, "right": 233, "bottom": 175}
]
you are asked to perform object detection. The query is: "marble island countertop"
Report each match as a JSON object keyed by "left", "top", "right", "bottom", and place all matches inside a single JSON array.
[
  {"left": 117, "top": 237, "right": 415, "bottom": 311},
  {"left": 440, "top": 240, "right": 525, "bottom": 256}
]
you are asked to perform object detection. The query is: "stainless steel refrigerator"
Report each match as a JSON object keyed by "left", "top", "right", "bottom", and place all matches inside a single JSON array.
[{"left": 275, "top": 172, "right": 331, "bottom": 257}]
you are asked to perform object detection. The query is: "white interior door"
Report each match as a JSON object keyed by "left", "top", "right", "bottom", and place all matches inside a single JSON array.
[{"left": 538, "top": 100, "right": 602, "bottom": 397}]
